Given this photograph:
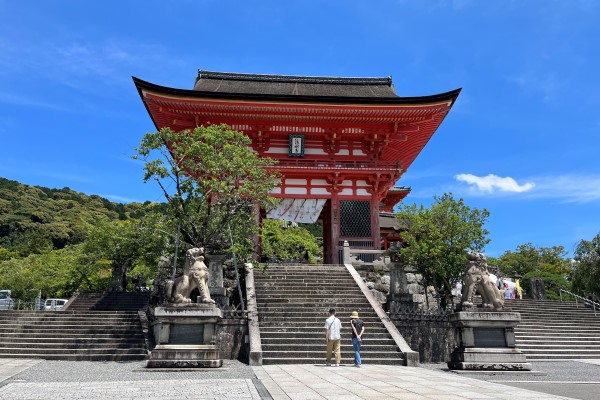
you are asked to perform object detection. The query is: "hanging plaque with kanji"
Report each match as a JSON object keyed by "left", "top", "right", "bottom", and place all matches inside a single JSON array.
[{"left": 288, "top": 134, "right": 305, "bottom": 157}]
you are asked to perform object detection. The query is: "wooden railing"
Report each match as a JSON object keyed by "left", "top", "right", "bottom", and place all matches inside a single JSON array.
[{"left": 267, "top": 159, "right": 402, "bottom": 171}]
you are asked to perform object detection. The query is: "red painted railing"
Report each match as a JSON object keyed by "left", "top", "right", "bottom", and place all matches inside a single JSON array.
[{"left": 266, "top": 159, "right": 402, "bottom": 171}]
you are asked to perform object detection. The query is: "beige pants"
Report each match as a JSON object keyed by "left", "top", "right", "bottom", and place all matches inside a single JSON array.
[{"left": 326, "top": 339, "right": 341, "bottom": 364}]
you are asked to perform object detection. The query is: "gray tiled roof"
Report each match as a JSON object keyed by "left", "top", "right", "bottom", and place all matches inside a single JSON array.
[{"left": 194, "top": 70, "right": 399, "bottom": 98}]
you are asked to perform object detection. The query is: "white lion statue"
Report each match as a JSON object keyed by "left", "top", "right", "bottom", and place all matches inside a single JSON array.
[
  {"left": 164, "top": 247, "right": 215, "bottom": 304},
  {"left": 460, "top": 252, "right": 504, "bottom": 310}
]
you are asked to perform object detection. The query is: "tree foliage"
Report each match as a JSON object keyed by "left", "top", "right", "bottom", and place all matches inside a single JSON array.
[
  {"left": 80, "top": 217, "right": 166, "bottom": 292},
  {"left": 572, "top": 233, "right": 600, "bottom": 297},
  {"left": 495, "top": 242, "right": 571, "bottom": 278},
  {"left": 494, "top": 242, "right": 572, "bottom": 299},
  {"left": 135, "top": 125, "right": 281, "bottom": 258},
  {"left": 261, "top": 219, "right": 320, "bottom": 263},
  {"left": 0, "top": 177, "right": 151, "bottom": 257},
  {"left": 395, "top": 193, "right": 490, "bottom": 303}
]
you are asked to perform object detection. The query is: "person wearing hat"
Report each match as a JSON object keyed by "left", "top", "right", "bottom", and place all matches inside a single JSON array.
[
  {"left": 324, "top": 308, "right": 342, "bottom": 366},
  {"left": 350, "top": 310, "right": 364, "bottom": 367}
]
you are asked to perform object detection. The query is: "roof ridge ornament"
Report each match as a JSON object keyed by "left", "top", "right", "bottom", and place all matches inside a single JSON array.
[{"left": 197, "top": 69, "right": 393, "bottom": 86}]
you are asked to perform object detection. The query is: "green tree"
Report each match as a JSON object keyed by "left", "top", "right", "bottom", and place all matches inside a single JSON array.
[
  {"left": 496, "top": 243, "right": 571, "bottom": 278},
  {"left": 134, "top": 124, "right": 281, "bottom": 258},
  {"left": 522, "top": 270, "right": 570, "bottom": 300},
  {"left": 395, "top": 193, "right": 490, "bottom": 308},
  {"left": 0, "top": 246, "right": 80, "bottom": 299},
  {"left": 261, "top": 219, "right": 320, "bottom": 263},
  {"left": 81, "top": 217, "right": 165, "bottom": 292},
  {"left": 572, "top": 233, "right": 600, "bottom": 297}
]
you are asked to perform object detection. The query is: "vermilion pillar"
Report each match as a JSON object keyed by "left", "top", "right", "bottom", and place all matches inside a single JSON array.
[{"left": 328, "top": 194, "right": 340, "bottom": 264}]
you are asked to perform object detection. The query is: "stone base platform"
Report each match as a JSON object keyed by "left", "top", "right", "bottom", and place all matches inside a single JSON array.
[
  {"left": 448, "top": 311, "right": 531, "bottom": 371},
  {"left": 146, "top": 344, "right": 222, "bottom": 368},
  {"left": 147, "top": 304, "right": 223, "bottom": 369},
  {"left": 448, "top": 347, "right": 531, "bottom": 370}
]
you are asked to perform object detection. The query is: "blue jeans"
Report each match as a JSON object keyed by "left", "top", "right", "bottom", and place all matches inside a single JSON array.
[{"left": 352, "top": 337, "right": 362, "bottom": 365}]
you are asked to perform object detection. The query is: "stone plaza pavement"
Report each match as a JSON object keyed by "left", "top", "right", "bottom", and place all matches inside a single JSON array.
[{"left": 0, "top": 358, "right": 594, "bottom": 400}]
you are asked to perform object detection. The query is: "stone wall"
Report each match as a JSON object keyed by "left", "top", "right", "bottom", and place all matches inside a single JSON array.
[
  {"left": 354, "top": 264, "right": 390, "bottom": 307},
  {"left": 215, "top": 318, "right": 248, "bottom": 361},
  {"left": 392, "top": 319, "right": 455, "bottom": 363},
  {"left": 387, "top": 262, "right": 454, "bottom": 363}
]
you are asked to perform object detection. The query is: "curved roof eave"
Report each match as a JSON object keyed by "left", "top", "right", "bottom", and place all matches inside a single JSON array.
[{"left": 132, "top": 76, "right": 461, "bottom": 106}]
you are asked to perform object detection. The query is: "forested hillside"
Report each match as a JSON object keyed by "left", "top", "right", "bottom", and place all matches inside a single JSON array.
[
  {"left": 0, "top": 176, "right": 321, "bottom": 300},
  {"left": 0, "top": 177, "right": 150, "bottom": 256}
]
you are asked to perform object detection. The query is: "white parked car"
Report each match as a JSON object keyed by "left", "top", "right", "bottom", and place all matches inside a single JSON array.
[
  {"left": 44, "top": 298, "right": 68, "bottom": 311},
  {"left": 0, "top": 290, "right": 13, "bottom": 310}
]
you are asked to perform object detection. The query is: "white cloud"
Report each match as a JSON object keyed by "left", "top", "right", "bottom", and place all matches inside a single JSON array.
[
  {"left": 530, "top": 175, "right": 600, "bottom": 204},
  {"left": 454, "top": 173, "right": 600, "bottom": 203},
  {"left": 455, "top": 173, "right": 535, "bottom": 193}
]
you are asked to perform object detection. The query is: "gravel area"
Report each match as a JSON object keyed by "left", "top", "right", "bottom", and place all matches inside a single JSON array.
[{"left": 12, "top": 359, "right": 257, "bottom": 383}]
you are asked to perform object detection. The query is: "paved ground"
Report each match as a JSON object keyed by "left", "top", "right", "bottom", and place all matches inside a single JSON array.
[{"left": 1, "top": 358, "right": 598, "bottom": 399}]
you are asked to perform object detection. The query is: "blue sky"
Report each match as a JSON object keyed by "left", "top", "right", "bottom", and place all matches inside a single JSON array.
[{"left": 1, "top": 0, "right": 599, "bottom": 257}]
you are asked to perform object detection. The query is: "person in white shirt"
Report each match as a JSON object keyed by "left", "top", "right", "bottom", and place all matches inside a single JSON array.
[{"left": 324, "top": 308, "right": 341, "bottom": 366}]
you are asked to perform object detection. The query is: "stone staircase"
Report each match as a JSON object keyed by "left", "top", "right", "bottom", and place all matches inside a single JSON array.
[
  {"left": 66, "top": 291, "right": 151, "bottom": 311},
  {"left": 510, "top": 298, "right": 600, "bottom": 360},
  {"left": 0, "top": 292, "right": 150, "bottom": 361},
  {"left": 254, "top": 264, "right": 405, "bottom": 365}
]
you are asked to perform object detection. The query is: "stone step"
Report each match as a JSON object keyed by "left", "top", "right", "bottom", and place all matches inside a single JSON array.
[
  {"left": 260, "top": 334, "right": 392, "bottom": 341},
  {"left": 258, "top": 314, "right": 378, "bottom": 320},
  {"left": 517, "top": 343, "right": 600, "bottom": 349},
  {"left": 0, "top": 342, "right": 146, "bottom": 349},
  {"left": 255, "top": 298, "right": 370, "bottom": 304},
  {"left": 255, "top": 275, "right": 352, "bottom": 280},
  {"left": 516, "top": 333, "right": 600, "bottom": 338},
  {"left": 255, "top": 291, "right": 365, "bottom": 296},
  {"left": 254, "top": 263, "right": 405, "bottom": 365},
  {"left": 256, "top": 306, "right": 377, "bottom": 313},
  {"left": 255, "top": 270, "right": 349, "bottom": 274},
  {"left": 517, "top": 313, "right": 600, "bottom": 319},
  {"left": 254, "top": 279, "right": 357, "bottom": 284},
  {"left": 0, "top": 353, "right": 146, "bottom": 361},
  {"left": 0, "top": 332, "right": 144, "bottom": 339},
  {"left": 258, "top": 321, "right": 388, "bottom": 329},
  {"left": 0, "top": 327, "right": 142, "bottom": 335},
  {"left": 0, "top": 310, "right": 139, "bottom": 316},
  {"left": 0, "top": 315, "right": 135, "bottom": 321},
  {"left": 261, "top": 338, "right": 396, "bottom": 346},
  {"left": 259, "top": 327, "right": 390, "bottom": 334},
  {"left": 519, "top": 348, "right": 600, "bottom": 355},
  {"left": 0, "top": 347, "right": 147, "bottom": 355},
  {"left": 261, "top": 350, "right": 401, "bottom": 359},
  {"left": 517, "top": 321, "right": 600, "bottom": 326},
  {"left": 0, "top": 336, "right": 144, "bottom": 343},
  {"left": 262, "top": 357, "right": 404, "bottom": 365},
  {"left": 520, "top": 354, "right": 600, "bottom": 360},
  {"left": 255, "top": 286, "right": 359, "bottom": 292}
]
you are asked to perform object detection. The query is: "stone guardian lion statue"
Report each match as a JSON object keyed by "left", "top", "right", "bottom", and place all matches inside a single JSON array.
[
  {"left": 164, "top": 247, "right": 215, "bottom": 304},
  {"left": 460, "top": 252, "right": 504, "bottom": 309}
]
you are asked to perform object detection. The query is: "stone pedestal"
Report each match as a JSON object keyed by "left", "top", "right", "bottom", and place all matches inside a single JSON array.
[
  {"left": 147, "top": 304, "right": 223, "bottom": 368},
  {"left": 447, "top": 311, "right": 531, "bottom": 371}
]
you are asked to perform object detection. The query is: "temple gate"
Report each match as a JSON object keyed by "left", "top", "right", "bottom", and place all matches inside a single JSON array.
[{"left": 134, "top": 71, "right": 460, "bottom": 263}]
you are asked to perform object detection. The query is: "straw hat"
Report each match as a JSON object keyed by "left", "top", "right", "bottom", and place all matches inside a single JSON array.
[{"left": 350, "top": 311, "right": 359, "bottom": 319}]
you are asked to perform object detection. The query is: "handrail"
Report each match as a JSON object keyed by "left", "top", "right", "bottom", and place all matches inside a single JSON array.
[{"left": 559, "top": 289, "right": 599, "bottom": 316}]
